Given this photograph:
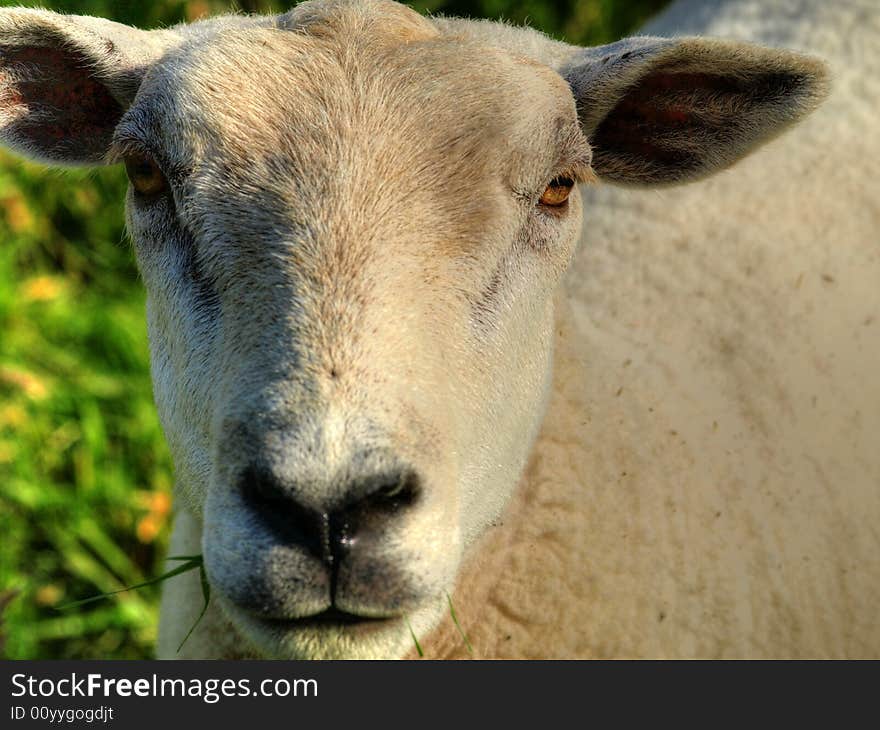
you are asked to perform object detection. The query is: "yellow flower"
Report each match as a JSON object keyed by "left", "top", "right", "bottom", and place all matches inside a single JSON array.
[
  {"left": 0, "top": 404, "right": 26, "bottom": 428},
  {"left": 0, "top": 194, "right": 34, "bottom": 234},
  {"left": 0, "top": 367, "right": 49, "bottom": 400},
  {"left": 21, "top": 275, "right": 64, "bottom": 302}
]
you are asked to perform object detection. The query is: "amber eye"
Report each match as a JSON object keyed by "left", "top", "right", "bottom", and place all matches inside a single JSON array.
[
  {"left": 539, "top": 176, "right": 575, "bottom": 207},
  {"left": 124, "top": 153, "right": 167, "bottom": 197}
]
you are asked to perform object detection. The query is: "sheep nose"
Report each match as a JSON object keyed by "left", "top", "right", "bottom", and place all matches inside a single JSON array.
[{"left": 240, "top": 464, "right": 421, "bottom": 564}]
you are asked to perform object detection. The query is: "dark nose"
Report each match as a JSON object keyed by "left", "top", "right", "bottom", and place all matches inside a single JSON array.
[{"left": 240, "top": 463, "right": 421, "bottom": 565}]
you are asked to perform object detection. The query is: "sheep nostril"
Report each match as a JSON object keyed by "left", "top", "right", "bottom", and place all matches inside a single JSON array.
[
  {"left": 247, "top": 467, "right": 287, "bottom": 504},
  {"left": 238, "top": 462, "right": 423, "bottom": 564},
  {"left": 369, "top": 470, "right": 421, "bottom": 512},
  {"left": 239, "top": 464, "right": 325, "bottom": 557}
]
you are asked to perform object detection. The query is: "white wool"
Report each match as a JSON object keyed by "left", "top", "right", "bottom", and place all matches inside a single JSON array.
[{"left": 420, "top": 0, "right": 880, "bottom": 658}]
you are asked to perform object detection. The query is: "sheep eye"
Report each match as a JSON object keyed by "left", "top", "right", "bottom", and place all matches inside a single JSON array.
[
  {"left": 539, "top": 176, "right": 574, "bottom": 207},
  {"left": 124, "top": 153, "right": 167, "bottom": 197}
]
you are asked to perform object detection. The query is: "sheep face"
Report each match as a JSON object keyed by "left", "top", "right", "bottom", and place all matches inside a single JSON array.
[{"left": 126, "top": 20, "right": 591, "bottom": 658}]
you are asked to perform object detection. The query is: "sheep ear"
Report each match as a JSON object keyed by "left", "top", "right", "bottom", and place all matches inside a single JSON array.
[
  {"left": 562, "top": 36, "right": 829, "bottom": 185},
  {"left": 0, "top": 9, "right": 176, "bottom": 166}
]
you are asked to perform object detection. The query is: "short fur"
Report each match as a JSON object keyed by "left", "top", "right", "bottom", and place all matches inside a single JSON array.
[{"left": 423, "top": 0, "right": 880, "bottom": 658}]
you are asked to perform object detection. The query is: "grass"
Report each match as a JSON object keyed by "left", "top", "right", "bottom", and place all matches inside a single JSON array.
[
  {"left": 406, "top": 617, "right": 424, "bottom": 658},
  {"left": 58, "top": 555, "right": 209, "bottom": 654},
  {"left": 446, "top": 593, "right": 473, "bottom": 656},
  {"left": 0, "top": 153, "right": 173, "bottom": 658},
  {"left": 0, "top": 0, "right": 669, "bottom": 659},
  {"left": 53, "top": 553, "right": 464, "bottom": 658}
]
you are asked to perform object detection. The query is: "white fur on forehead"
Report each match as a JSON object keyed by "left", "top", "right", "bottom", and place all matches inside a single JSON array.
[
  {"left": 134, "top": 20, "right": 583, "bottom": 209},
  {"left": 278, "top": 0, "right": 439, "bottom": 42}
]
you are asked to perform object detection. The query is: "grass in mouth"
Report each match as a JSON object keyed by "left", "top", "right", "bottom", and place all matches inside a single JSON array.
[
  {"left": 406, "top": 594, "right": 473, "bottom": 658},
  {"left": 57, "top": 556, "right": 473, "bottom": 658},
  {"left": 446, "top": 592, "right": 473, "bottom": 656},
  {"left": 405, "top": 616, "right": 424, "bottom": 658},
  {"left": 58, "top": 554, "right": 209, "bottom": 653}
]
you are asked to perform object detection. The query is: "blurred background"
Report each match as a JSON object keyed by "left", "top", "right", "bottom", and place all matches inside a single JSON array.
[{"left": 0, "top": 0, "right": 669, "bottom": 659}]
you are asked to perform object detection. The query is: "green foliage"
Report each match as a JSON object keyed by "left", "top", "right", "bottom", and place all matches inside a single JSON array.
[
  {"left": 0, "top": 155, "right": 172, "bottom": 658},
  {"left": 0, "top": 0, "right": 668, "bottom": 659},
  {"left": 446, "top": 593, "right": 473, "bottom": 656},
  {"left": 410, "top": 0, "right": 668, "bottom": 46},
  {"left": 58, "top": 555, "right": 209, "bottom": 654}
]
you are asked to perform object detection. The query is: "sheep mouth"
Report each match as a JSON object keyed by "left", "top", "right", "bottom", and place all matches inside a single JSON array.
[{"left": 262, "top": 606, "right": 400, "bottom": 632}]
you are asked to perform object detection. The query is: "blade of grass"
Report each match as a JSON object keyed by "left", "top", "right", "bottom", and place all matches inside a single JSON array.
[
  {"left": 74, "top": 514, "right": 145, "bottom": 587},
  {"left": 446, "top": 592, "right": 473, "bottom": 656},
  {"left": 44, "top": 523, "right": 150, "bottom": 613},
  {"left": 175, "top": 561, "right": 211, "bottom": 653},
  {"left": 405, "top": 617, "right": 423, "bottom": 658},
  {"left": 57, "top": 558, "right": 201, "bottom": 610}
]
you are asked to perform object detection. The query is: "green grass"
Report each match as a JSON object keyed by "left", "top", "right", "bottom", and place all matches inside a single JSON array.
[
  {"left": 0, "top": 155, "right": 173, "bottom": 658},
  {"left": 0, "top": 0, "right": 668, "bottom": 659},
  {"left": 58, "top": 554, "right": 209, "bottom": 654}
]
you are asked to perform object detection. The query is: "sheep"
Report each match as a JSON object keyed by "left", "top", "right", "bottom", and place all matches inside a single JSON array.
[{"left": 0, "top": 0, "right": 874, "bottom": 660}]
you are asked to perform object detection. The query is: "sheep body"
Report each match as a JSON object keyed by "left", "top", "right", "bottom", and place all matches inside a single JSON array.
[{"left": 418, "top": 0, "right": 880, "bottom": 658}]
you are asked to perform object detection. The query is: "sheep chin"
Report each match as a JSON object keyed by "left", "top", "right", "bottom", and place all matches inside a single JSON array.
[{"left": 215, "top": 593, "right": 444, "bottom": 660}]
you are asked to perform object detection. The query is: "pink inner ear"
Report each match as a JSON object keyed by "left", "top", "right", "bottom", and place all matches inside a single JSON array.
[
  {"left": 1, "top": 44, "right": 122, "bottom": 160},
  {"left": 612, "top": 72, "right": 740, "bottom": 127},
  {"left": 591, "top": 70, "right": 751, "bottom": 183}
]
